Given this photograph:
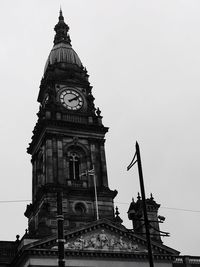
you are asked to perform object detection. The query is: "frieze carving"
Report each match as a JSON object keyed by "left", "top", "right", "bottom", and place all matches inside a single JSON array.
[{"left": 52, "top": 229, "right": 147, "bottom": 252}]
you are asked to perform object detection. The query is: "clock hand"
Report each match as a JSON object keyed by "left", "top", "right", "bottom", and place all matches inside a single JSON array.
[{"left": 68, "top": 96, "right": 79, "bottom": 102}]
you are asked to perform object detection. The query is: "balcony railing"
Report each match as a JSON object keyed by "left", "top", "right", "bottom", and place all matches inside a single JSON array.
[
  {"left": 66, "top": 179, "right": 88, "bottom": 188},
  {"left": 174, "top": 256, "right": 200, "bottom": 266}
]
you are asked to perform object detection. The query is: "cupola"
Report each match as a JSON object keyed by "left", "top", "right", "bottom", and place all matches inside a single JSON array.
[{"left": 44, "top": 9, "right": 83, "bottom": 74}]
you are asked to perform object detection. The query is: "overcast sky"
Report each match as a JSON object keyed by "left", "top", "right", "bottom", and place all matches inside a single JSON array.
[{"left": 0, "top": 0, "right": 200, "bottom": 256}]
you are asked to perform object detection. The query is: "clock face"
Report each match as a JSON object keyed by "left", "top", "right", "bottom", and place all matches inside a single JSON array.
[{"left": 60, "top": 89, "right": 83, "bottom": 110}]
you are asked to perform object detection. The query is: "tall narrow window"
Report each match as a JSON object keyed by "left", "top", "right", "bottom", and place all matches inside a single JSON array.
[{"left": 69, "top": 153, "right": 80, "bottom": 180}]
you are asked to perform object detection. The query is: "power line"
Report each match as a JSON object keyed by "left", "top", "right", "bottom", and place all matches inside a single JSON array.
[
  {"left": 0, "top": 199, "right": 199, "bottom": 214},
  {"left": 161, "top": 207, "right": 200, "bottom": 213},
  {"left": 114, "top": 201, "right": 200, "bottom": 213}
]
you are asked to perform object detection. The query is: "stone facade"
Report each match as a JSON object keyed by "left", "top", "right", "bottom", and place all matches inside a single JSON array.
[{"left": 24, "top": 10, "right": 117, "bottom": 238}]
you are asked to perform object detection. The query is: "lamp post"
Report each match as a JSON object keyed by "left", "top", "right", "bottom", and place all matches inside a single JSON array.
[{"left": 57, "top": 191, "right": 65, "bottom": 267}]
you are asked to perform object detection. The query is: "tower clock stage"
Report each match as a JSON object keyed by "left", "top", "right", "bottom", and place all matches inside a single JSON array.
[{"left": 25, "top": 9, "right": 117, "bottom": 237}]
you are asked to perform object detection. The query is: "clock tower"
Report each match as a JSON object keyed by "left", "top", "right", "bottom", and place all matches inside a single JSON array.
[{"left": 25, "top": 10, "right": 117, "bottom": 238}]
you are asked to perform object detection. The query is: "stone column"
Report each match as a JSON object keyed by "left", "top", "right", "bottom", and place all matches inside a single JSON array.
[
  {"left": 57, "top": 139, "right": 64, "bottom": 184},
  {"left": 100, "top": 141, "right": 108, "bottom": 187},
  {"left": 90, "top": 142, "right": 98, "bottom": 187},
  {"left": 45, "top": 139, "right": 53, "bottom": 183},
  {"left": 32, "top": 159, "right": 37, "bottom": 201},
  {"left": 52, "top": 138, "right": 57, "bottom": 183}
]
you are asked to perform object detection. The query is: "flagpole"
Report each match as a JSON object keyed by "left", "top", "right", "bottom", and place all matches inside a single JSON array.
[
  {"left": 92, "top": 165, "right": 99, "bottom": 220},
  {"left": 85, "top": 167, "right": 99, "bottom": 220},
  {"left": 135, "top": 142, "right": 154, "bottom": 267}
]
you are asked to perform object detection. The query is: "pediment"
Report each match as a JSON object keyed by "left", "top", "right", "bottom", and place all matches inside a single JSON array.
[
  {"left": 27, "top": 219, "right": 179, "bottom": 256},
  {"left": 53, "top": 227, "right": 147, "bottom": 253}
]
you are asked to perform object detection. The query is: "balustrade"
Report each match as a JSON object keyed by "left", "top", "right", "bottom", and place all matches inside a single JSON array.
[{"left": 66, "top": 179, "right": 88, "bottom": 188}]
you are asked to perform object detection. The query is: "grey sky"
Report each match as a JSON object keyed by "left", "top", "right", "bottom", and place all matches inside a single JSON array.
[{"left": 0, "top": 0, "right": 200, "bottom": 255}]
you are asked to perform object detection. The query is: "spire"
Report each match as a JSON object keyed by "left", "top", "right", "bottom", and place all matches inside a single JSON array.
[
  {"left": 54, "top": 9, "right": 71, "bottom": 45},
  {"left": 59, "top": 7, "right": 64, "bottom": 21}
]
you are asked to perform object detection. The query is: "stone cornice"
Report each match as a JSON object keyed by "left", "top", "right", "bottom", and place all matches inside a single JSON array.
[
  {"left": 12, "top": 246, "right": 177, "bottom": 267},
  {"left": 27, "top": 119, "right": 108, "bottom": 155}
]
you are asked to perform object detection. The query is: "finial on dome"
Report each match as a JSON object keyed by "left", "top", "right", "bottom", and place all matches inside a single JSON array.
[
  {"left": 59, "top": 6, "right": 64, "bottom": 21},
  {"left": 54, "top": 9, "right": 71, "bottom": 45}
]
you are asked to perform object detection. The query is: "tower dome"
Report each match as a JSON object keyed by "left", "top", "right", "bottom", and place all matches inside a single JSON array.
[
  {"left": 44, "top": 10, "right": 83, "bottom": 73},
  {"left": 44, "top": 42, "right": 82, "bottom": 72}
]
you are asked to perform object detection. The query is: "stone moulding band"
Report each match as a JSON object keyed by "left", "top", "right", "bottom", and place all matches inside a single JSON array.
[
  {"left": 57, "top": 239, "right": 66, "bottom": 243},
  {"left": 57, "top": 215, "right": 64, "bottom": 221}
]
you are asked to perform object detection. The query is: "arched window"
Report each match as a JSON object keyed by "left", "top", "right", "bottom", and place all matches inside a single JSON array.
[
  {"left": 69, "top": 152, "right": 80, "bottom": 180},
  {"left": 64, "top": 144, "right": 89, "bottom": 182}
]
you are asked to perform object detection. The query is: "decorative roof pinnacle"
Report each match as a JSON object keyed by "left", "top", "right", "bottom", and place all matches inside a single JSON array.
[
  {"left": 114, "top": 206, "right": 123, "bottom": 224},
  {"left": 150, "top": 193, "right": 154, "bottom": 200},
  {"left": 115, "top": 206, "right": 120, "bottom": 217},
  {"left": 54, "top": 9, "right": 71, "bottom": 45},
  {"left": 59, "top": 7, "right": 64, "bottom": 21}
]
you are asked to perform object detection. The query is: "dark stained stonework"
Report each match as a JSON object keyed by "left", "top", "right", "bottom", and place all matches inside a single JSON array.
[
  {"left": 25, "top": 10, "right": 117, "bottom": 239},
  {"left": 0, "top": 241, "right": 17, "bottom": 266}
]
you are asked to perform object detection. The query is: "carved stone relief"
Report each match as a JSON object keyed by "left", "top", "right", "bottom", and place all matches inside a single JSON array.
[{"left": 51, "top": 229, "right": 147, "bottom": 252}]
